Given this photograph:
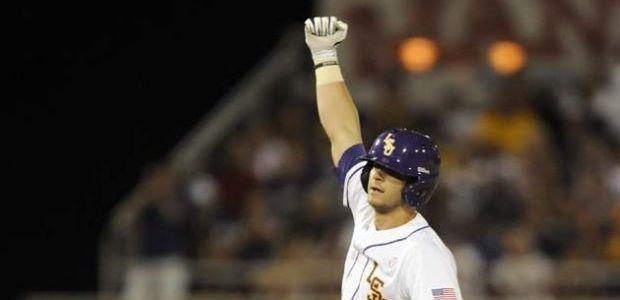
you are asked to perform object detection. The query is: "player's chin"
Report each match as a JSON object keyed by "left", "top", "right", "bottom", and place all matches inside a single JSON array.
[
  {"left": 368, "top": 196, "right": 392, "bottom": 214},
  {"left": 367, "top": 193, "right": 381, "bottom": 205},
  {"left": 368, "top": 201, "right": 394, "bottom": 214}
]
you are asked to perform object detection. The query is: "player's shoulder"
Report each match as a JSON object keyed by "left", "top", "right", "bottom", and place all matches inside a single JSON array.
[
  {"left": 403, "top": 226, "right": 455, "bottom": 263},
  {"left": 399, "top": 228, "right": 462, "bottom": 300},
  {"left": 344, "top": 160, "right": 366, "bottom": 183}
]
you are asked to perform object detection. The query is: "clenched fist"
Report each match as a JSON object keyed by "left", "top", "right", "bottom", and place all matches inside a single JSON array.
[{"left": 304, "top": 16, "right": 348, "bottom": 68}]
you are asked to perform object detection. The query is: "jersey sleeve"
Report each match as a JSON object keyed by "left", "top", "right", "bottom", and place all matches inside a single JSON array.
[
  {"left": 404, "top": 243, "right": 463, "bottom": 299},
  {"left": 335, "top": 143, "right": 366, "bottom": 184},
  {"left": 336, "top": 144, "right": 371, "bottom": 222}
]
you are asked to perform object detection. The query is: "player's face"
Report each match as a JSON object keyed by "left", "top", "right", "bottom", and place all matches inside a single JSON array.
[{"left": 367, "top": 165, "right": 406, "bottom": 213}]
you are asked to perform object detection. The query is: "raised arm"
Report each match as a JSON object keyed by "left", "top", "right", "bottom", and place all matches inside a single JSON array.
[{"left": 305, "top": 17, "right": 363, "bottom": 166}]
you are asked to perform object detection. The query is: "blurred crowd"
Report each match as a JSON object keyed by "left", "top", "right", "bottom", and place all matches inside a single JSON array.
[{"left": 102, "top": 1, "right": 620, "bottom": 299}]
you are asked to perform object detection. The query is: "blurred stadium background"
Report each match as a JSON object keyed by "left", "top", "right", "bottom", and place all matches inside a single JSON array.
[{"left": 16, "top": 0, "right": 620, "bottom": 299}]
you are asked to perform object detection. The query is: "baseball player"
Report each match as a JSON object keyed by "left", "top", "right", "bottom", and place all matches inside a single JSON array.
[{"left": 304, "top": 16, "right": 463, "bottom": 299}]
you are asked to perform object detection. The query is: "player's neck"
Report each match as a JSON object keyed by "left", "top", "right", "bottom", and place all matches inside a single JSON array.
[{"left": 374, "top": 207, "right": 417, "bottom": 230}]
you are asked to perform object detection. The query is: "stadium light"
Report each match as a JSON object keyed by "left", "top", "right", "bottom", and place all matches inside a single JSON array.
[
  {"left": 487, "top": 40, "right": 527, "bottom": 75},
  {"left": 398, "top": 37, "right": 439, "bottom": 73}
]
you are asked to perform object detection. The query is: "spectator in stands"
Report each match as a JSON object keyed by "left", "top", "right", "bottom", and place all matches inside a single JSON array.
[
  {"left": 110, "top": 162, "right": 192, "bottom": 300},
  {"left": 489, "top": 226, "right": 554, "bottom": 299}
]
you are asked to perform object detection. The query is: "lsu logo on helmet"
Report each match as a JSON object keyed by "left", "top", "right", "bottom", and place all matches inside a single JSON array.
[{"left": 383, "top": 133, "right": 396, "bottom": 156}]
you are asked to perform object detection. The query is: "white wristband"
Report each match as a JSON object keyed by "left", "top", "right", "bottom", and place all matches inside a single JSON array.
[
  {"left": 312, "top": 49, "right": 338, "bottom": 65},
  {"left": 315, "top": 65, "right": 344, "bottom": 85}
]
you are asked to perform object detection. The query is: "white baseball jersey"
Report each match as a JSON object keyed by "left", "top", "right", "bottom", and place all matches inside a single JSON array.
[{"left": 336, "top": 144, "right": 462, "bottom": 300}]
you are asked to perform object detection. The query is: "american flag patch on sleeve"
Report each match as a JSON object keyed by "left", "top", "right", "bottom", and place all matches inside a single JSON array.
[{"left": 432, "top": 288, "right": 456, "bottom": 300}]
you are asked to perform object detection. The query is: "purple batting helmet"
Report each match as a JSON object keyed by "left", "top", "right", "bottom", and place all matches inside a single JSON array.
[{"left": 360, "top": 128, "right": 441, "bottom": 207}]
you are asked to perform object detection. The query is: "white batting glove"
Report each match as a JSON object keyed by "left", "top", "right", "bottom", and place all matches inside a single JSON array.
[{"left": 304, "top": 16, "right": 348, "bottom": 68}]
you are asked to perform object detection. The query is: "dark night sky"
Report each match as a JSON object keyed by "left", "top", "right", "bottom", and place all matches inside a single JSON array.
[{"left": 11, "top": 0, "right": 312, "bottom": 297}]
